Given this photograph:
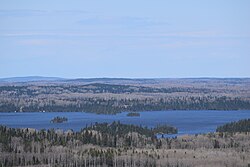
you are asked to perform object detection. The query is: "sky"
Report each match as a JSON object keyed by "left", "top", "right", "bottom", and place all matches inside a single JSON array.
[{"left": 0, "top": 0, "right": 250, "bottom": 78}]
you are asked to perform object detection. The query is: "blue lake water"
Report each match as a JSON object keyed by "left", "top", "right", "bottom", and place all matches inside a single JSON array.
[{"left": 0, "top": 110, "right": 250, "bottom": 135}]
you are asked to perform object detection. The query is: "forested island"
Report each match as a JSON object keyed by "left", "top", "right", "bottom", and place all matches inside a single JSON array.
[
  {"left": 0, "top": 78, "right": 250, "bottom": 114},
  {"left": 50, "top": 116, "right": 68, "bottom": 123},
  {"left": 127, "top": 112, "right": 140, "bottom": 117},
  {"left": 0, "top": 120, "right": 250, "bottom": 166}
]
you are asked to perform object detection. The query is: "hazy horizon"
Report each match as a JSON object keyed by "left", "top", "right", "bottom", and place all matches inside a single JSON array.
[
  {"left": 1, "top": 76, "right": 250, "bottom": 80},
  {"left": 1, "top": 0, "right": 250, "bottom": 78}
]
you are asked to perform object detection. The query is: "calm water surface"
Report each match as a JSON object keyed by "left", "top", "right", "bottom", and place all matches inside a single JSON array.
[{"left": 0, "top": 110, "right": 250, "bottom": 135}]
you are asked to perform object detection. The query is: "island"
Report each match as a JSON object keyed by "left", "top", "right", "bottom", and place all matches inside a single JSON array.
[
  {"left": 127, "top": 112, "right": 140, "bottom": 117},
  {"left": 50, "top": 116, "right": 68, "bottom": 123}
]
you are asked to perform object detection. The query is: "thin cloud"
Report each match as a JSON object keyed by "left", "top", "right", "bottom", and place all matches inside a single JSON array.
[
  {"left": 0, "top": 31, "right": 216, "bottom": 38},
  {"left": 0, "top": 9, "right": 87, "bottom": 18},
  {"left": 161, "top": 39, "right": 238, "bottom": 49},
  {"left": 1, "top": 30, "right": 249, "bottom": 39},
  {"left": 0, "top": 32, "right": 99, "bottom": 37},
  {"left": 159, "top": 31, "right": 220, "bottom": 38},
  {"left": 0, "top": 9, "right": 47, "bottom": 17},
  {"left": 18, "top": 39, "right": 53, "bottom": 46},
  {"left": 53, "top": 10, "right": 87, "bottom": 14},
  {"left": 77, "top": 16, "right": 169, "bottom": 27}
]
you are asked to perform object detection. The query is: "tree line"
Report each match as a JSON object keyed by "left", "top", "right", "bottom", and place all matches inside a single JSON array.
[
  {"left": 1, "top": 121, "right": 250, "bottom": 167},
  {"left": 216, "top": 118, "right": 250, "bottom": 133},
  {"left": 1, "top": 96, "right": 250, "bottom": 114},
  {"left": 1, "top": 83, "right": 250, "bottom": 114}
]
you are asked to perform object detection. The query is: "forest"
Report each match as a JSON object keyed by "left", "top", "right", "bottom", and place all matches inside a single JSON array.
[
  {"left": 50, "top": 116, "right": 68, "bottom": 123},
  {"left": 0, "top": 78, "right": 250, "bottom": 114},
  {"left": 126, "top": 112, "right": 140, "bottom": 117},
  {"left": 0, "top": 79, "right": 250, "bottom": 166},
  {"left": 216, "top": 119, "right": 250, "bottom": 133},
  {"left": 0, "top": 119, "right": 250, "bottom": 167}
]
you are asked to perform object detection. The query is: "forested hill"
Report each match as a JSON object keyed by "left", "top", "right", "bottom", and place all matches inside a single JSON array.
[{"left": 0, "top": 78, "right": 249, "bottom": 114}]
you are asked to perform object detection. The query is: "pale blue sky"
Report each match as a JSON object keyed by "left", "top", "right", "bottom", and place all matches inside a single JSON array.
[{"left": 0, "top": 0, "right": 250, "bottom": 78}]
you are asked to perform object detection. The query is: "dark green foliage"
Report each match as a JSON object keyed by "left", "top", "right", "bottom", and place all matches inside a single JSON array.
[
  {"left": 0, "top": 123, "right": 249, "bottom": 167},
  {"left": 153, "top": 124, "right": 178, "bottom": 134},
  {"left": 84, "top": 121, "right": 175, "bottom": 137},
  {"left": 127, "top": 112, "right": 140, "bottom": 117},
  {"left": 216, "top": 119, "right": 250, "bottom": 133},
  {"left": 0, "top": 122, "right": 177, "bottom": 151},
  {"left": 50, "top": 116, "right": 68, "bottom": 123},
  {"left": 1, "top": 96, "right": 249, "bottom": 114}
]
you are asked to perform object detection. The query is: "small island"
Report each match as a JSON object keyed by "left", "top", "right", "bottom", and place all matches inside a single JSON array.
[
  {"left": 127, "top": 112, "right": 140, "bottom": 117},
  {"left": 50, "top": 116, "right": 68, "bottom": 123}
]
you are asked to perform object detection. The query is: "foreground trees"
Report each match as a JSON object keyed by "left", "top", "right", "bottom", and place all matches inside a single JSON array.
[
  {"left": 1, "top": 121, "right": 250, "bottom": 166},
  {"left": 217, "top": 118, "right": 250, "bottom": 133}
]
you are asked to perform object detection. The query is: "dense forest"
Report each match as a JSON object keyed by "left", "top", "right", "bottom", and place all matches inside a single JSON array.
[
  {"left": 127, "top": 112, "right": 140, "bottom": 117},
  {"left": 0, "top": 79, "right": 250, "bottom": 114},
  {"left": 1, "top": 95, "right": 250, "bottom": 114},
  {"left": 0, "top": 121, "right": 250, "bottom": 167},
  {"left": 50, "top": 116, "right": 68, "bottom": 123},
  {"left": 216, "top": 118, "right": 250, "bottom": 133}
]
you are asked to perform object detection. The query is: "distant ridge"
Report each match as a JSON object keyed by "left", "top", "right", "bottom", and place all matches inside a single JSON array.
[
  {"left": 65, "top": 77, "right": 157, "bottom": 82},
  {"left": 64, "top": 77, "right": 161, "bottom": 85},
  {"left": 0, "top": 76, "right": 249, "bottom": 83},
  {"left": 0, "top": 76, "right": 65, "bottom": 82}
]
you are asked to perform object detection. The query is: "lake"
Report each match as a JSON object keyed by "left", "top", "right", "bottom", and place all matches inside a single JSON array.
[{"left": 0, "top": 110, "right": 250, "bottom": 136}]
